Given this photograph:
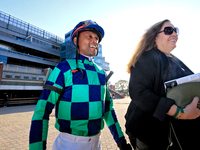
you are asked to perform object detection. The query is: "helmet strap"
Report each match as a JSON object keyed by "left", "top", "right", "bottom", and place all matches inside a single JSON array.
[
  {"left": 75, "top": 33, "right": 79, "bottom": 69},
  {"left": 95, "top": 47, "right": 99, "bottom": 56},
  {"left": 74, "top": 33, "right": 84, "bottom": 79}
]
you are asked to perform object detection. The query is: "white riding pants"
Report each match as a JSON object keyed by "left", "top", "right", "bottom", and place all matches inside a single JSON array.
[{"left": 52, "top": 132, "right": 102, "bottom": 150}]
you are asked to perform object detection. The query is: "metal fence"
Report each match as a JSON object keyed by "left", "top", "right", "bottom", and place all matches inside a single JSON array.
[
  {"left": 0, "top": 11, "right": 64, "bottom": 44},
  {"left": 3, "top": 64, "right": 44, "bottom": 75}
]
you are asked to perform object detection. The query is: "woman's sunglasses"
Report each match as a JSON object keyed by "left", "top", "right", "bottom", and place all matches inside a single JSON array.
[{"left": 157, "top": 27, "right": 179, "bottom": 36}]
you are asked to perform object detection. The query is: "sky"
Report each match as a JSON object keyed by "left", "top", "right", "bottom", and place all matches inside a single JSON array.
[{"left": 1, "top": 0, "right": 200, "bottom": 84}]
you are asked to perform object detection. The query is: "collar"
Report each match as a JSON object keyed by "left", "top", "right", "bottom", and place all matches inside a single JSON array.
[
  {"left": 78, "top": 54, "right": 94, "bottom": 62},
  {"left": 78, "top": 54, "right": 94, "bottom": 66}
]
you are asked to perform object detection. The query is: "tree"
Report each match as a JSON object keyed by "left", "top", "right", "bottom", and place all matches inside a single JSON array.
[{"left": 115, "top": 80, "right": 128, "bottom": 94}]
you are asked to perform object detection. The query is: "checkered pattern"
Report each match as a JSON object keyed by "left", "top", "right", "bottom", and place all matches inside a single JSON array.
[{"left": 29, "top": 55, "right": 125, "bottom": 150}]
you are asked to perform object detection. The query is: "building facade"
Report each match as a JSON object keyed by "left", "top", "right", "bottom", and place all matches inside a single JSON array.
[{"left": 0, "top": 10, "right": 63, "bottom": 104}]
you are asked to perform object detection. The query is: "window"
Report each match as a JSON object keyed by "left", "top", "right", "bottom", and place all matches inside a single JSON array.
[
  {"left": 39, "top": 77, "right": 44, "bottom": 81},
  {"left": 32, "top": 37, "right": 60, "bottom": 50},
  {"left": 15, "top": 76, "right": 21, "bottom": 79},
  {"left": 24, "top": 76, "right": 29, "bottom": 80},
  {"left": 32, "top": 77, "right": 37, "bottom": 80},
  {"left": 65, "top": 33, "right": 70, "bottom": 39},
  {"left": 5, "top": 75, "right": 12, "bottom": 78}
]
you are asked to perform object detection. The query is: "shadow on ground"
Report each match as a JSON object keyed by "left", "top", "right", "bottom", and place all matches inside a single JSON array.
[{"left": 0, "top": 105, "right": 36, "bottom": 115}]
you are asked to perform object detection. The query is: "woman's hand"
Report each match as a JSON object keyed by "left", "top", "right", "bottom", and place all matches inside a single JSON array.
[
  {"left": 167, "top": 97, "right": 200, "bottom": 119},
  {"left": 181, "top": 97, "right": 200, "bottom": 119}
]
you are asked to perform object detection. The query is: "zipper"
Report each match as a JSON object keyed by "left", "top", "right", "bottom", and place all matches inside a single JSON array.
[{"left": 169, "top": 57, "right": 185, "bottom": 71}]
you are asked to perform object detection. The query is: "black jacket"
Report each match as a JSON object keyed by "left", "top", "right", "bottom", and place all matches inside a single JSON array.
[{"left": 125, "top": 48, "right": 199, "bottom": 149}]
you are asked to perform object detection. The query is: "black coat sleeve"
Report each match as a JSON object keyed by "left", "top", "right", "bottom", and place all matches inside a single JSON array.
[{"left": 129, "top": 49, "right": 175, "bottom": 121}]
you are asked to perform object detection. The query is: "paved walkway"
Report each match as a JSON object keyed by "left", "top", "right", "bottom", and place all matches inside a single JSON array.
[{"left": 0, "top": 97, "right": 131, "bottom": 150}]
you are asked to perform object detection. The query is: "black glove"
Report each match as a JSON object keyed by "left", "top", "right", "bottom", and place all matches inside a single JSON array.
[{"left": 117, "top": 139, "right": 132, "bottom": 150}]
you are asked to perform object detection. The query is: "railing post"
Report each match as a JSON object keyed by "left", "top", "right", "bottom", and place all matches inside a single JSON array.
[
  {"left": 43, "top": 30, "right": 45, "bottom": 38},
  {"left": 27, "top": 23, "right": 30, "bottom": 37},
  {"left": 7, "top": 15, "right": 11, "bottom": 29},
  {"left": 0, "top": 62, "right": 4, "bottom": 85}
]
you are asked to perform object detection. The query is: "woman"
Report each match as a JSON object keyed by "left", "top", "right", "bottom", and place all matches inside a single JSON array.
[{"left": 125, "top": 19, "right": 200, "bottom": 150}]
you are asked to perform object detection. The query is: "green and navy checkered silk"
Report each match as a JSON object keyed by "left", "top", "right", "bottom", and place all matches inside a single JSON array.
[{"left": 29, "top": 54, "right": 125, "bottom": 150}]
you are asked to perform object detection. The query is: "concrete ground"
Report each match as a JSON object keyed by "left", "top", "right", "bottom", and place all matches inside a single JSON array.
[{"left": 0, "top": 97, "right": 131, "bottom": 150}]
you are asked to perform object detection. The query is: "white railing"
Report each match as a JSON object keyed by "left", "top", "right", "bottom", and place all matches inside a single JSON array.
[{"left": 3, "top": 64, "right": 44, "bottom": 74}]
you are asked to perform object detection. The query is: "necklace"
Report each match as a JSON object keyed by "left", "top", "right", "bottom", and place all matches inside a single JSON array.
[{"left": 170, "top": 57, "right": 185, "bottom": 71}]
